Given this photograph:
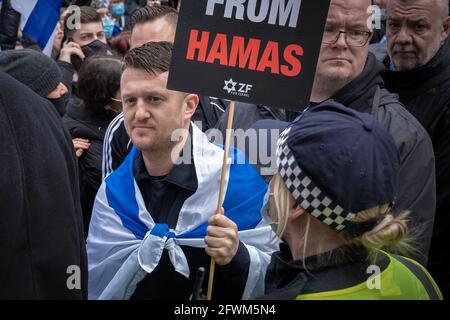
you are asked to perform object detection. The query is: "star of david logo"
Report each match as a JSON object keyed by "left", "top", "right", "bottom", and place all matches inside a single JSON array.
[{"left": 223, "top": 78, "right": 237, "bottom": 94}]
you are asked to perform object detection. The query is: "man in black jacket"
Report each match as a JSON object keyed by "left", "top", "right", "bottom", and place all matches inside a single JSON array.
[
  {"left": 216, "top": 0, "right": 436, "bottom": 266},
  {"left": 0, "top": 71, "right": 87, "bottom": 299},
  {"left": 383, "top": 0, "right": 450, "bottom": 296}
]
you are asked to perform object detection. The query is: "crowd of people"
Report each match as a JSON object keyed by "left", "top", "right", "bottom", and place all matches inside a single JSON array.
[{"left": 0, "top": 0, "right": 448, "bottom": 300}]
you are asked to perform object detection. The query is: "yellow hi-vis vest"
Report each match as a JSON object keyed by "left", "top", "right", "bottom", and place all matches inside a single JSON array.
[{"left": 296, "top": 251, "right": 443, "bottom": 300}]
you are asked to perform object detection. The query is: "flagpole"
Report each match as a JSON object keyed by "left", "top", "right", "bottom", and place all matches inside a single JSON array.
[{"left": 207, "top": 100, "right": 236, "bottom": 300}]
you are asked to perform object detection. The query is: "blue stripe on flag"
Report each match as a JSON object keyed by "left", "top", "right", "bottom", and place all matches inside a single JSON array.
[
  {"left": 105, "top": 145, "right": 266, "bottom": 241},
  {"left": 150, "top": 224, "right": 175, "bottom": 239},
  {"left": 221, "top": 148, "right": 267, "bottom": 230},
  {"left": 23, "top": 0, "right": 61, "bottom": 49},
  {"left": 178, "top": 147, "right": 267, "bottom": 239},
  {"left": 105, "top": 148, "right": 149, "bottom": 240}
]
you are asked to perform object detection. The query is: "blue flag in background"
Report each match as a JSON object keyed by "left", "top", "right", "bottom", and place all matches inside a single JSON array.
[{"left": 11, "top": 0, "right": 61, "bottom": 56}]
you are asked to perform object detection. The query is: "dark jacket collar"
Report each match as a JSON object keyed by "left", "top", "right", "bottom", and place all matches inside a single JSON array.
[
  {"left": 134, "top": 126, "right": 198, "bottom": 192},
  {"left": 329, "top": 52, "right": 385, "bottom": 113},
  {"left": 383, "top": 39, "right": 450, "bottom": 92},
  {"left": 263, "top": 242, "right": 370, "bottom": 299}
]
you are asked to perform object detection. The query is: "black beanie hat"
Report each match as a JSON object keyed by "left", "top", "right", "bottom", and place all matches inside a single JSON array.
[{"left": 0, "top": 49, "right": 62, "bottom": 98}]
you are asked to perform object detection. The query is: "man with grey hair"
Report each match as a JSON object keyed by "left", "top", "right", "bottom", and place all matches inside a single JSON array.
[
  {"left": 309, "top": 0, "right": 435, "bottom": 267},
  {"left": 383, "top": 0, "right": 450, "bottom": 297},
  {"left": 218, "top": 0, "right": 436, "bottom": 270}
]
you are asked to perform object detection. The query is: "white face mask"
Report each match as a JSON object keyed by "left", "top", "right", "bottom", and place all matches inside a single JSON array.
[{"left": 261, "top": 189, "right": 278, "bottom": 233}]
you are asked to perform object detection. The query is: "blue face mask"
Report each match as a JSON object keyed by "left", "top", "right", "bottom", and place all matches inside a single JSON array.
[
  {"left": 102, "top": 16, "right": 114, "bottom": 39},
  {"left": 261, "top": 189, "right": 278, "bottom": 234},
  {"left": 112, "top": 2, "right": 125, "bottom": 17},
  {"left": 379, "top": 9, "right": 387, "bottom": 22}
]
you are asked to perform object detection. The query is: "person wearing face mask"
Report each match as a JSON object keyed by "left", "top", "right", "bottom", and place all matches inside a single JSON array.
[
  {"left": 102, "top": 13, "right": 117, "bottom": 40},
  {"left": 91, "top": 0, "right": 124, "bottom": 39},
  {"left": 0, "top": 48, "right": 69, "bottom": 116},
  {"left": 60, "top": 5, "right": 114, "bottom": 122},
  {"left": 111, "top": 0, "right": 126, "bottom": 29},
  {"left": 0, "top": 71, "right": 88, "bottom": 299},
  {"left": 257, "top": 101, "right": 442, "bottom": 300},
  {"left": 220, "top": 0, "right": 435, "bottom": 271},
  {"left": 62, "top": 6, "right": 113, "bottom": 73},
  {"left": 63, "top": 56, "right": 124, "bottom": 238}
]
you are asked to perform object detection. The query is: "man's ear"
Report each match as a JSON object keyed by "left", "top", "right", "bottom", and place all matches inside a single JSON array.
[
  {"left": 288, "top": 203, "right": 306, "bottom": 222},
  {"left": 183, "top": 93, "right": 199, "bottom": 120},
  {"left": 441, "top": 16, "right": 450, "bottom": 41}
]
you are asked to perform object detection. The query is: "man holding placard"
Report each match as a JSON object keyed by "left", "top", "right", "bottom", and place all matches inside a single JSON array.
[{"left": 87, "top": 42, "right": 278, "bottom": 300}]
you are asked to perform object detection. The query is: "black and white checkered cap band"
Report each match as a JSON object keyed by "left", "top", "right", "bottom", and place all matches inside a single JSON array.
[{"left": 276, "top": 127, "right": 356, "bottom": 231}]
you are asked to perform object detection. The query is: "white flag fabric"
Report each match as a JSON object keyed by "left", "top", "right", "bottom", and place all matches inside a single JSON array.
[
  {"left": 87, "top": 124, "right": 279, "bottom": 300},
  {"left": 11, "top": 0, "right": 61, "bottom": 56}
]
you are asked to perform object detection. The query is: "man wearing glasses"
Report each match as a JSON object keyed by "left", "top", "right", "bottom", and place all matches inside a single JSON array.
[
  {"left": 215, "top": 0, "right": 435, "bottom": 267},
  {"left": 294, "top": 0, "right": 436, "bottom": 264},
  {"left": 309, "top": 0, "right": 436, "bottom": 265},
  {"left": 217, "top": 0, "right": 436, "bottom": 265}
]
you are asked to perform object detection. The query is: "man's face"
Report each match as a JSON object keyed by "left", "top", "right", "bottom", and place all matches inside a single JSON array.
[
  {"left": 72, "top": 22, "right": 106, "bottom": 47},
  {"left": 130, "top": 18, "right": 175, "bottom": 48},
  {"left": 313, "top": 0, "right": 372, "bottom": 96},
  {"left": 386, "top": 0, "right": 450, "bottom": 71},
  {"left": 121, "top": 69, "right": 190, "bottom": 153}
]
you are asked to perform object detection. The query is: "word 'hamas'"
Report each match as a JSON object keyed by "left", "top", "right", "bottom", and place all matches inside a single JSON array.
[{"left": 187, "top": 30, "right": 303, "bottom": 77}]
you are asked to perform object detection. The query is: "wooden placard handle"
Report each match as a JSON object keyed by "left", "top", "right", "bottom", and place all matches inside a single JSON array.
[{"left": 207, "top": 100, "right": 236, "bottom": 300}]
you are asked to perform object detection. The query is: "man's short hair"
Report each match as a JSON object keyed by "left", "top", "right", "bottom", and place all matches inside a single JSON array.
[
  {"left": 123, "top": 41, "right": 172, "bottom": 75},
  {"left": 390, "top": 0, "right": 449, "bottom": 17},
  {"left": 64, "top": 6, "right": 102, "bottom": 39},
  {"left": 130, "top": 5, "right": 178, "bottom": 31}
]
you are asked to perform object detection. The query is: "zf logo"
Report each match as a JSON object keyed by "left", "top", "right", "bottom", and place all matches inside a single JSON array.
[{"left": 223, "top": 78, "right": 253, "bottom": 98}]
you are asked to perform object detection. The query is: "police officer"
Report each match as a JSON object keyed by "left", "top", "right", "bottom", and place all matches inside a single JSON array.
[{"left": 259, "top": 101, "right": 442, "bottom": 300}]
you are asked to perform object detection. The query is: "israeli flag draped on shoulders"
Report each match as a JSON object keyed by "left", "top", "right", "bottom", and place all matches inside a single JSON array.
[
  {"left": 11, "top": 0, "right": 61, "bottom": 56},
  {"left": 87, "top": 124, "right": 278, "bottom": 300}
]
